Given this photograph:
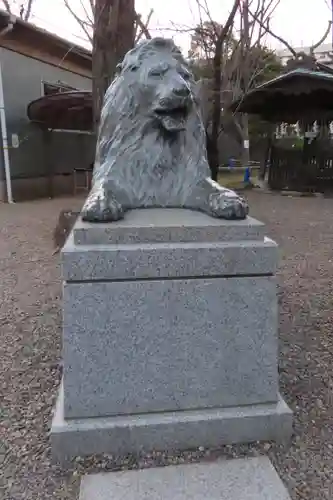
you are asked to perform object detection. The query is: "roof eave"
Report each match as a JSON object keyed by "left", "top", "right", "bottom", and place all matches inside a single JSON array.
[{"left": 0, "top": 8, "right": 92, "bottom": 61}]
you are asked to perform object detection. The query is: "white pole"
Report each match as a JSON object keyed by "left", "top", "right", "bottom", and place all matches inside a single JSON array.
[{"left": 0, "top": 60, "right": 13, "bottom": 203}]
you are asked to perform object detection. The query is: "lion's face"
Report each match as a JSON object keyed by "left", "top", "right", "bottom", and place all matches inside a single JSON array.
[
  {"left": 120, "top": 43, "right": 196, "bottom": 134},
  {"left": 146, "top": 56, "right": 193, "bottom": 132}
]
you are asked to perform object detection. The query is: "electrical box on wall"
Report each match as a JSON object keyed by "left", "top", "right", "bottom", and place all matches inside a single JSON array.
[{"left": 11, "top": 134, "right": 19, "bottom": 148}]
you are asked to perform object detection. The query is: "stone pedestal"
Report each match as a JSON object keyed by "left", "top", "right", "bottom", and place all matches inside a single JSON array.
[{"left": 51, "top": 209, "right": 292, "bottom": 464}]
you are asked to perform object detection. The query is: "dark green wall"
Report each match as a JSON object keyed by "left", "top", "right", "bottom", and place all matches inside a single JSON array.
[{"left": 0, "top": 47, "right": 94, "bottom": 181}]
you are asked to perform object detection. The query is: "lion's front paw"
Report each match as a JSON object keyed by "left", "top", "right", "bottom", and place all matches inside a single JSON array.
[
  {"left": 81, "top": 186, "right": 124, "bottom": 222},
  {"left": 208, "top": 192, "right": 248, "bottom": 220}
]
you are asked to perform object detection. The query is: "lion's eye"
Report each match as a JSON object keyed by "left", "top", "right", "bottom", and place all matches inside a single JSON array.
[{"left": 149, "top": 69, "right": 164, "bottom": 77}]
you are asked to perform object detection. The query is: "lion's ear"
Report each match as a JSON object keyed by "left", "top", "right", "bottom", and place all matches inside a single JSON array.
[{"left": 116, "top": 63, "right": 122, "bottom": 75}]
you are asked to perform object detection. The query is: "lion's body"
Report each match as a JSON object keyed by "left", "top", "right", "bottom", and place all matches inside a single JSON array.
[
  {"left": 82, "top": 38, "right": 248, "bottom": 222},
  {"left": 92, "top": 38, "right": 210, "bottom": 209},
  {"left": 94, "top": 121, "right": 211, "bottom": 208}
]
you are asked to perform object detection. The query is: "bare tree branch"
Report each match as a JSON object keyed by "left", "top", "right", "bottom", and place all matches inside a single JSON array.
[
  {"left": 88, "top": 0, "right": 94, "bottom": 14},
  {"left": 134, "top": 12, "right": 140, "bottom": 41},
  {"left": 23, "top": 0, "right": 34, "bottom": 20},
  {"left": 249, "top": 5, "right": 332, "bottom": 60},
  {"left": 218, "top": 0, "right": 240, "bottom": 43},
  {"left": 1, "top": 0, "right": 35, "bottom": 21},
  {"left": 190, "top": 0, "right": 285, "bottom": 174},
  {"left": 248, "top": 8, "right": 297, "bottom": 56},
  {"left": 310, "top": 20, "right": 332, "bottom": 52},
  {"left": 79, "top": 0, "right": 94, "bottom": 25},
  {"left": 135, "top": 8, "right": 153, "bottom": 42},
  {"left": 64, "top": 0, "right": 93, "bottom": 41},
  {"left": 200, "top": 0, "right": 221, "bottom": 40},
  {"left": 194, "top": 1, "right": 212, "bottom": 59},
  {"left": 250, "top": 0, "right": 280, "bottom": 47},
  {"left": 1, "top": 0, "right": 11, "bottom": 13},
  {"left": 64, "top": 0, "right": 152, "bottom": 44},
  {"left": 200, "top": 0, "right": 240, "bottom": 179}
]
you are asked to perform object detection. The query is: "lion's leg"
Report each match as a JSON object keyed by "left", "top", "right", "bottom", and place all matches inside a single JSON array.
[
  {"left": 81, "top": 181, "right": 125, "bottom": 222},
  {"left": 184, "top": 178, "right": 249, "bottom": 220}
]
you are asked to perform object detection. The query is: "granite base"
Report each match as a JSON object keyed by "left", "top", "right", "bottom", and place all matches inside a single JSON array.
[
  {"left": 63, "top": 275, "right": 279, "bottom": 419},
  {"left": 51, "top": 382, "right": 292, "bottom": 466},
  {"left": 52, "top": 209, "right": 292, "bottom": 464}
]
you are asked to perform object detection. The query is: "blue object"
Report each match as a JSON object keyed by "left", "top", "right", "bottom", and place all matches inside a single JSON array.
[{"left": 244, "top": 167, "right": 251, "bottom": 183}]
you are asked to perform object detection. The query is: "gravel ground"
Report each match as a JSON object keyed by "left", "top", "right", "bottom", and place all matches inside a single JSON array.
[{"left": 1, "top": 191, "right": 333, "bottom": 500}]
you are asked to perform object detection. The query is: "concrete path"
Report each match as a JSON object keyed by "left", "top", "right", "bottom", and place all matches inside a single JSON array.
[{"left": 80, "top": 457, "right": 291, "bottom": 500}]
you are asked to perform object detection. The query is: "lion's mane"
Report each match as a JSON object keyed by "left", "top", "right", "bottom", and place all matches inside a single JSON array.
[{"left": 93, "top": 37, "right": 211, "bottom": 208}]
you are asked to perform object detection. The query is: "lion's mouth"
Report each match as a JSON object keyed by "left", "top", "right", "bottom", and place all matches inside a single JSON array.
[
  {"left": 155, "top": 106, "right": 187, "bottom": 118},
  {"left": 154, "top": 105, "right": 189, "bottom": 132}
]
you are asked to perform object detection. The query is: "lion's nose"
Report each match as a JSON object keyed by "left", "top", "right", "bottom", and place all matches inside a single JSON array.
[{"left": 172, "top": 82, "right": 190, "bottom": 97}]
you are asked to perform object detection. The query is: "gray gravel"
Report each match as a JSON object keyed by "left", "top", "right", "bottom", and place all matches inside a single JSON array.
[{"left": 1, "top": 192, "right": 333, "bottom": 500}]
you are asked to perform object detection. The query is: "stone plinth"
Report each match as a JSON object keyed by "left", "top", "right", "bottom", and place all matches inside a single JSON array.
[{"left": 51, "top": 209, "right": 292, "bottom": 464}]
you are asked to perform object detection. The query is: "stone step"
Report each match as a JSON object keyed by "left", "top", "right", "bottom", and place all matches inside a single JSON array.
[{"left": 79, "top": 457, "right": 291, "bottom": 500}]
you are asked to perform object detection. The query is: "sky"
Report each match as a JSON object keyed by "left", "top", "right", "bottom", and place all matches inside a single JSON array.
[{"left": 10, "top": 0, "right": 333, "bottom": 53}]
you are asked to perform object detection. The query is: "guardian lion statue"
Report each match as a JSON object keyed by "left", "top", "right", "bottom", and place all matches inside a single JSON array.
[{"left": 82, "top": 38, "right": 249, "bottom": 222}]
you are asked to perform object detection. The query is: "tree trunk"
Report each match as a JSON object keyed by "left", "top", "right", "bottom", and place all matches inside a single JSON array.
[
  {"left": 209, "top": 42, "right": 223, "bottom": 181},
  {"left": 92, "top": 0, "right": 135, "bottom": 132},
  {"left": 240, "top": 113, "right": 250, "bottom": 168},
  {"left": 207, "top": 0, "right": 239, "bottom": 181},
  {"left": 206, "top": 130, "right": 219, "bottom": 181},
  {"left": 238, "top": 0, "right": 251, "bottom": 171},
  {"left": 260, "top": 133, "right": 273, "bottom": 181},
  {"left": 331, "top": 0, "right": 333, "bottom": 44}
]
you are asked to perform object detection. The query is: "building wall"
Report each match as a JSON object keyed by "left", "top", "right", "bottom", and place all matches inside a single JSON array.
[
  {"left": 0, "top": 47, "right": 95, "bottom": 201},
  {"left": 276, "top": 43, "right": 333, "bottom": 68}
]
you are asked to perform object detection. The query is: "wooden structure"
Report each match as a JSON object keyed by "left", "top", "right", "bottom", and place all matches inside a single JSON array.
[
  {"left": 0, "top": 9, "right": 92, "bottom": 201},
  {"left": 27, "top": 91, "right": 93, "bottom": 130},
  {"left": 268, "top": 143, "right": 333, "bottom": 191},
  {"left": 73, "top": 165, "right": 94, "bottom": 195},
  {"left": 27, "top": 91, "right": 94, "bottom": 197},
  {"left": 231, "top": 65, "right": 333, "bottom": 192}
]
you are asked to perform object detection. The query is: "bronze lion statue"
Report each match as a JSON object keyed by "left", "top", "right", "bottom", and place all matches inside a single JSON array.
[{"left": 82, "top": 38, "right": 248, "bottom": 222}]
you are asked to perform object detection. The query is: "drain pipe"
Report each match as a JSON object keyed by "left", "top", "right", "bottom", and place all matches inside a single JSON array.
[
  {"left": 0, "top": 14, "right": 16, "bottom": 203},
  {"left": 0, "top": 61, "right": 13, "bottom": 203}
]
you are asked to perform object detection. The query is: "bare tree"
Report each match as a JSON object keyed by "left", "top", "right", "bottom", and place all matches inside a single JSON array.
[
  {"left": 63, "top": 0, "right": 94, "bottom": 42},
  {"left": 191, "top": 0, "right": 281, "bottom": 178},
  {"left": 63, "top": 0, "right": 153, "bottom": 44},
  {"left": 230, "top": 0, "right": 282, "bottom": 169},
  {"left": 189, "top": 0, "right": 240, "bottom": 179},
  {"left": 21, "top": 0, "right": 33, "bottom": 20},
  {"left": 1, "top": 0, "right": 11, "bottom": 12},
  {"left": 192, "top": 0, "right": 333, "bottom": 177},
  {"left": 247, "top": 6, "right": 333, "bottom": 68},
  {"left": 331, "top": 0, "right": 333, "bottom": 47},
  {"left": 92, "top": 0, "right": 135, "bottom": 130},
  {"left": 64, "top": 0, "right": 153, "bottom": 130},
  {"left": 1, "top": 0, "right": 34, "bottom": 20},
  {"left": 63, "top": 0, "right": 153, "bottom": 130}
]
